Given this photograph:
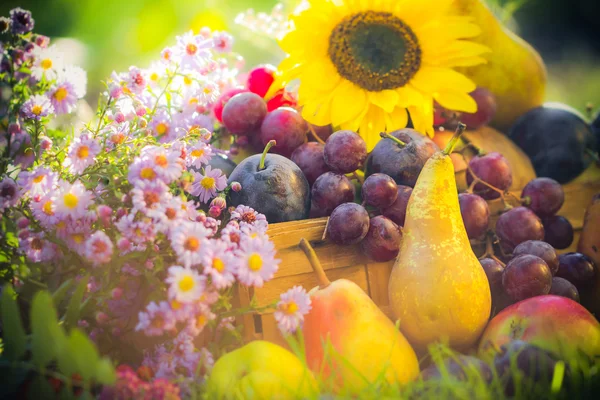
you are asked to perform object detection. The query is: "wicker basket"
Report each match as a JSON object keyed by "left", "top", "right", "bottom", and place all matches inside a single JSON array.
[{"left": 234, "top": 169, "right": 600, "bottom": 349}]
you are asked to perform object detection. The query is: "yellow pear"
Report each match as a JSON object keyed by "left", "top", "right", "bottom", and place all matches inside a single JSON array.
[
  {"left": 389, "top": 125, "right": 491, "bottom": 353},
  {"left": 206, "top": 340, "right": 317, "bottom": 399},
  {"left": 451, "top": 0, "right": 547, "bottom": 130}
]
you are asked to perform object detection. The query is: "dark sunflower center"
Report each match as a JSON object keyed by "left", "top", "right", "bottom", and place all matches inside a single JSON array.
[{"left": 328, "top": 11, "right": 421, "bottom": 92}]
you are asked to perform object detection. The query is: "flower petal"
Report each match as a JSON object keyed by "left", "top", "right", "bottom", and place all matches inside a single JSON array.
[
  {"left": 359, "top": 106, "right": 386, "bottom": 151},
  {"left": 385, "top": 107, "right": 409, "bottom": 131},
  {"left": 433, "top": 90, "right": 478, "bottom": 113},
  {"left": 302, "top": 97, "right": 333, "bottom": 127},
  {"left": 409, "top": 66, "right": 477, "bottom": 94},
  {"left": 330, "top": 81, "right": 368, "bottom": 126},
  {"left": 368, "top": 90, "right": 399, "bottom": 113}
]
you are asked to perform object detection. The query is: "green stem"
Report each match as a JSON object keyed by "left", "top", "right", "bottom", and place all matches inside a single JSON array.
[
  {"left": 380, "top": 132, "right": 406, "bottom": 147},
  {"left": 443, "top": 123, "right": 466, "bottom": 155},
  {"left": 259, "top": 140, "right": 276, "bottom": 170}
]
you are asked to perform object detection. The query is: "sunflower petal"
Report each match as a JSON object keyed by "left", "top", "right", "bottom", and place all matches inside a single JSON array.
[
  {"left": 385, "top": 107, "right": 409, "bottom": 131},
  {"left": 300, "top": 58, "right": 341, "bottom": 94},
  {"left": 359, "top": 106, "right": 387, "bottom": 151},
  {"left": 368, "top": 90, "right": 399, "bottom": 113},
  {"left": 331, "top": 81, "right": 368, "bottom": 126},
  {"left": 395, "top": 85, "right": 424, "bottom": 108},
  {"left": 302, "top": 97, "right": 333, "bottom": 127},
  {"left": 409, "top": 66, "right": 477, "bottom": 94},
  {"left": 434, "top": 90, "right": 478, "bottom": 113}
]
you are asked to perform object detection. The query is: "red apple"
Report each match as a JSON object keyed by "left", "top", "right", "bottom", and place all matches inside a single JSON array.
[{"left": 478, "top": 295, "right": 600, "bottom": 363}]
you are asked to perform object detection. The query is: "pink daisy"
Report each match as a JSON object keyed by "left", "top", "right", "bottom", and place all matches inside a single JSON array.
[
  {"left": 52, "top": 180, "right": 93, "bottom": 219},
  {"left": 148, "top": 110, "right": 173, "bottom": 142},
  {"left": 115, "top": 213, "right": 157, "bottom": 245},
  {"left": 220, "top": 221, "right": 242, "bottom": 249},
  {"left": 230, "top": 205, "right": 268, "bottom": 233},
  {"left": 59, "top": 215, "right": 95, "bottom": 255},
  {"left": 274, "top": 286, "right": 312, "bottom": 334},
  {"left": 136, "top": 301, "right": 177, "bottom": 336},
  {"left": 170, "top": 222, "right": 211, "bottom": 268},
  {"left": 235, "top": 234, "right": 279, "bottom": 287},
  {"left": 201, "top": 239, "right": 236, "bottom": 289},
  {"left": 0, "top": 178, "right": 19, "bottom": 211},
  {"left": 84, "top": 231, "right": 114, "bottom": 266},
  {"left": 186, "top": 141, "right": 213, "bottom": 169},
  {"left": 198, "top": 81, "right": 219, "bottom": 104},
  {"left": 140, "top": 145, "right": 184, "bottom": 183},
  {"left": 154, "top": 197, "right": 186, "bottom": 234},
  {"left": 190, "top": 165, "right": 227, "bottom": 203},
  {"left": 64, "top": 134, "right": 101, "bottom": 174},
  {"left": 125, "top": 66, "right": 146, "bottom": 95},
  {"left": 127, "top": 157, "right": 161, "bottom": 186},
  {"left": 184, "top": 304, "right": 216, "bottom": 337},
  {"left": 48, "top": 80, "right": 78, "bottom": 115},
  {"left": 19, "top": 231, "right": 57, "bottom": 263},
  {"left": 30, "top": 193, "right": 59, "bottom": 228},
  {"left": 165, "top": 265, "right": 206, "bottom": 304},
  {"left": 212, "top": 31, "right": 234, "bottom": 53},
  {"left": 176, "top": 31, "right": 213, "bottom": 70},
  {"left": 20, "top": 94, "right": 54, "bottom": 120},
  {"left": 17, "top": 166, "right": 56, "bottom": 197},
  {"left": 130, "top": 179, "right": 171, "bottom": 218}
]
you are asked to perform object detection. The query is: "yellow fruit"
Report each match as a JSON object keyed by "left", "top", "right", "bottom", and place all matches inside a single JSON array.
[
  {"left": 452, "top": 0, "right": 547, "bottom": 131},
  {"left": 389, "top": 128, "right": 491, "bottom": 352},
  {"left": 299, "top": 239, "right": 419, "bottom": 394},
  {"left": 206, "top": 340, "right": 317, "bottom": 399}
]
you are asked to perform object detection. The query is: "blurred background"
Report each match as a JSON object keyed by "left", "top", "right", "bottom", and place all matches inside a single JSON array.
[{"left": 1, "top": 0, "right": 599, "bottom": 115}]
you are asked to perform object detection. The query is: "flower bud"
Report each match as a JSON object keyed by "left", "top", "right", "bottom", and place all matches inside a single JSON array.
[
  {"left": 209, "top": 205, "right": 222, "bottom": 218},
  {"left": 95, "top": 311, "right": 109, "bottom": 325},
  {"left": 230, "top": 181, "right": 242, "bottom": 192},
  {"left": 111, "top": 287, "right": 123, "bottom": 300},
  {"left": 113, "top": 112, "right": 125, "bottom": 124},
  {"left": 17, "top": 217, "right": 30, "bottom": 229},
  {"left": 39, "top": 136, "right": 52, "bottom": 150},
  {"left": 210, "top": 196, "right": 226, "bottom": 210},
  {"left": 33, "top": 34, "right": 50, "bottom": 48},
  {"left": 109, "top": 83, "right": 123, "bottom": 99}
]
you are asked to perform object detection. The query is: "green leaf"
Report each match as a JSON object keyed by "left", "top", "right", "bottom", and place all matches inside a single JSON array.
[
  {"left": 95, "top": 358, "right": 116, "bottom": 385},
  {"left": 52, "top": 279, "right": 74, "bottom": 307},
  {"left": 65, "top": 275, "right": 89, "bottom": 329},
  {"left": 68, "top": 329, "right": 99, "bottom": 381},
  {"left": 0, "top": 285, "right": 27, "bottom": 361},
  {"left": 27, "top": 374, "right": 56, "bottom": 400},
  {"left": 30, "top": 291, "right": 67, "bottom": 368}
]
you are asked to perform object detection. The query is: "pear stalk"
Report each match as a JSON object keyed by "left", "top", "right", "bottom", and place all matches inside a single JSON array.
[
  {"left": 298, "top": 238, "right": 330, "bottom": 288},
  {"left": 443, "top": 123, "right": 466, "bottom": 155}
]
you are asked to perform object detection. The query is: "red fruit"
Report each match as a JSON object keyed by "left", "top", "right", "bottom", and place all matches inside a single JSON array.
[
  {"left": 460, "top": 88, "right": 497, "bottom": 130},
  {"left": 267, "top": 89, "right": 298, "bottom": 111},
  {"left": 222, "top": 92, "right": 267, "bottom": 135},
  {"left": 213, "top": 87, "right": 248, "bottom": 122},
  {"left": 246, "top": 64, "right": 277, "bottom": 98}
]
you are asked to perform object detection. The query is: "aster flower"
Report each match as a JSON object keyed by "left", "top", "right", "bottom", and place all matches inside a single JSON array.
[
  {"left": 275, "top": 286, "right": 312, "bottom": 334},
  {"left": 30, "top": 194, "right": 59, "bottom": 228},
  {"left": 170, "top": 222, "right": 211, "bottom": 268},
  {"left": 48, "top": 81, "right": 78, "bottom": 115},
  {"left": 125, "top": 66, "right": 147, "bottom": 95},
  {"left": 235, "top": 234, "right": 279, "bottom": 287},
  {"left": 18, "top": 167, "right": 57, "bottom": 198},
  {"left": 19, "top": 232, "right": 56, "bottom": 263},
  {"left": 20, "top": 94, "right": 54, "bottom": 120},
  {"left": 31, "top": 45, "right": 64, "bottom": 81},
  {"left": 0, "top": 177, "right": 19, "bottom": 211},
  {"left": 230, "top": 205, "right": 268, "bottom": 233},
  {"left": 52, "top": 180, "right": 93, "bottom": 219},
  {"left": 128, "top": 157, "right": 161, "bottom": 186},
  {"left": 155, "top": 197, "right": 186, "bottom": 234},
  {"left": 140, "top": 145, "right": 184, "bottom": 183},
  {"left": 176, "top": 31, "right": 213, "bottom": 70},
  {"left": 220, "top": 221, "right": 242, "bottom": 249},
  {"left": 185, "top": 304, "right": 216, "bottom": 337},
  {"left": 59, "top": 215, "right": 95, "bottom": 255},
  {"left": 130, "top": 179, "right": 171, "bottom": 217},
  {"left": 10, "top": 7, "right": 34, "bottom": 34},
  {"left": 201, "top": 239, "right": 236, "bottom": 289},
  {"left": 198, "top": 81, "right": 220, "bottom": 104},
  {"left": 115, "top": 213, "right": 157, "bottom": 245},
  {"left": 58, "top": 65, "right": 87, "bottom": 98},
  {"left": 190, "top": 166, "right": 227, "bottom": 203},
  {"left": 84, "top": 231, "right": 114, "bottom": 266},
  {"left": 64, "top": 134, "right": 101, "bottom": 174},
  {"left": 149, "top": 110, "right": 173, "bottom": 142},
  {"left": 166, "top": 265, "right": 206, "bottom": 304},
  {"left": 212, "top": 31, "right": 234, "bottom": 53},
  {"left": 136, "top": 301, "right": 177, "bottom": 336}
]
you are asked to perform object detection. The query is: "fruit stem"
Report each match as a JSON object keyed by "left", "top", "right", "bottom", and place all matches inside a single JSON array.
[
  {"left": 443, "top": 123, "right": 466, "bottom": 155},
  {"left": 298, "top": 238, "right": 331, "bottom": 288},
  {"left": 308, "top": 124, "right": 326, "bottom": 145},
  {"left": 380, "top": 132, "right": 406, "bottom": 147},
  {"left": 259, "top": 140, "right": 276, "bottom": 171}
]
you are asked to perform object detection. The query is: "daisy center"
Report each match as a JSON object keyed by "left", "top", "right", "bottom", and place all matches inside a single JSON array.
[
  {"left": 200, "top": 176, "right": 215, "bottom": 190},
  {"left": 77, "top": 145, "right": 90, "bottom": 159},
  {"left": 178, "top": 275, "right": 195, "bottom": 292},
  {"left": 184, "top": 237, "right": 200, "bottom": 251},
  {"left": 42, "top": 200, "right": 54, "bottom": 215},
  {"left": 54, "top": 87, "right": 68, "bottom": 101},
  {"left": 140, "top": 167, "right": 156, "bottom": 180},
  {"left": 30, "top": 237, "right": 44, "bottom": 250},
  {"left": 1, "top": 184, "right": 16, "bottom": 198},
  {"left": 283, "top": 301, "right": 299, "bottom": 315},
  {"left": 186, "top": 43, "right": 198, "bottom": 55},
  {"left": 171, "top": 300, "right": 182, "bottom": 310},
  {"left": 32, "top": 105, "right": 43, "bottom": 115},
  {"left": 155, "top": 122, "right": 168, "bottom": 135},
  {"left": 241, "top": 211, "right": 256, "bottom": 223},
  {"left": 191, "top": 149, "right": 204, "bottom": 157},
  {"left": 63, "top": 193, "right": 79, "bottom": 209},
  {"left": 72, "top": 234, "right": 84, "bottom": 244},
  {"left": 196, "top": 313, "right": 207, "bottom": 327},
  {"left": 150, "top": 72, "right": 159, "bottom": 81},
  {"left": 144, "top": 191, "right": 160, "bottom": 207},
  {"left": 155, "top": 155, "right": 168, "bottom": 167},
  {"left": 33, "top": 174, "right": 45, "bottom": 183},
  {"left": 41, "top": 58, "right": 53, "bottom": 70},
  {"left": 151, "top": 315, "right": 164, "bottom": 329},
  {"left": 248, "top": 253, "right": 263, "bottom": 272},
  {"left": 93, "top": 239, "right": 109, "bottom": 254},
  {"left": 328, "top": 11, "right": 421, "bottom": 91},
  {"left": 212, "top": 258, "right": 225, "bottom": 273},
  {"left": 165, "top": 208, "right": 177, "bottom": 219},
  {"left": 183, "top": 76, "right": 193, "bottom": 86}
]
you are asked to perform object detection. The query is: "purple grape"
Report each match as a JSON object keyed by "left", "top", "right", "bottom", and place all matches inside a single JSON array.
[
  {"left": 290, "top": 143, "right": 330, "bottom": 186},
  {"left": 311, "top": 172, "right": 355, "bottom": 216},
  {"left": 459, "top": 193, "right": 490, "bottom": 239},
  {"left": 222, "top": 92, "right": 267, "bottom": 135},
  {"left": 495, "top": 207, "right": 545, "bottom": 252},
  {"left": 459, "top": 88, "right": 497, "bottom": 130},
  {"left": 512, "top": 240, "right": 559, "bottom": 275},
  {"left": 480, "top": 258, "right": 504, "bottom": 295},
  {"left": 327, "top": 203, "right": 370, "bottom": 245},
  {"left": 542, "top": 215, "right": 574, "bottom": 250},
  {"left": 549, "top": 277, "right": 580, "bottom": 302},
  {"left": 361, "top": 173, "right": 398, "bottom": 209},
  {"left": 502, "top": 254, "right": 552, "bottom": 302},
  {"left": 522, "top": 178, "right": 565, "bottom": 217},
  {"left": 466, "top": 152, "right": 513, "bottom": 200},
  {"left": 360, "top": 216, "right": 401, "bottom": 262},
  {"left": 323, "top": 130, "right": 367, "bottom": 173},
  {"left": 556, "top": 252, "right": 597, "bottom": 289},
  {"left": 260, "top": 107, "right": 307, "bottom": 157},
  {"left": 381, "top": 185, "right": 412, "bottom": 227}
]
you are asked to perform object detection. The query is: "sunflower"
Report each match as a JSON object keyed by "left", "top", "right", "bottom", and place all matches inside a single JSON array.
[{"left": 270, "top": 0, "right": 490, "bottom": 150}]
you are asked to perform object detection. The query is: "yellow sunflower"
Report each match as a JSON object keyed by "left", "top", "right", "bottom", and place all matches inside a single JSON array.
[{"left": 270, "top": 0, "right": 490, "bottom": 150}]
